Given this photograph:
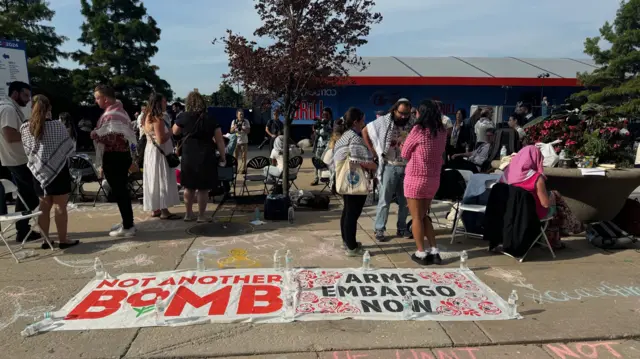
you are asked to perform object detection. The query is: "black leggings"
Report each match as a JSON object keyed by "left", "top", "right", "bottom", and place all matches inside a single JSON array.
[
  {"left": 340, "top": 195, "right": 367, "bottom": 250},
  {"left": 103, "top": 152, "right": 134, "bottom": 229}
]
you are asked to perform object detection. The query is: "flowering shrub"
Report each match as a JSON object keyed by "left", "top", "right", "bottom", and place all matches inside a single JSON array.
[{"left": 524, "top": 107, "right": 634, "bottom": 166}]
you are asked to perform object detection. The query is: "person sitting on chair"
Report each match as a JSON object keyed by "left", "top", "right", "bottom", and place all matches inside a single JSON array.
[
  {"left": 500, "top": 146, "right": 583, "bottom": 249},
  {"left": 447, "top": 128, "right": 495, "bottom": 173},
  {"left": 263, "top": 135, "right": 302, "bottom": 181}
]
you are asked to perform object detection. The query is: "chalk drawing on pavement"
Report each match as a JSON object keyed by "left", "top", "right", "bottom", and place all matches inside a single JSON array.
[
  {"left": 201, "top": 232, "right": 303, "bottom": 249},
  {"left": 0, "top": 286, "right": 55, "bottom": 331},
  {"left": 158, "top": 239, "right": 185, "bottom": 248},
  {"left": 484, "top": 267, "right": 538, "bottom": 291},
  {"left": 217, "top": 248, "right": 262, "bottom": 268},
  {"left": 331, "top": 341, "right": 633, "bottom": 359},
  {"left": 525, "top": 281, "right": 640, "bottom": 304},
  {"left": 94, "top": 241, "right": 142, "bottom": 253},
  {"left": 53, "top": 254, "right": 157, "bottom": 274}
]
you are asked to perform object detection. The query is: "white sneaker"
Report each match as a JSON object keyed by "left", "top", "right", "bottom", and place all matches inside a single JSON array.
[
  {"left": 111, "top": 223, "right": 122, "bottom": 231},
  {"left": 109, "top": 225, "right": 137, "bottom": 238}
]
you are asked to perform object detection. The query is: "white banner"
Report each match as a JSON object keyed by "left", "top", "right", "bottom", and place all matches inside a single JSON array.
[{"left": 47, "top": 268, "right": 515, "bottom": 331}]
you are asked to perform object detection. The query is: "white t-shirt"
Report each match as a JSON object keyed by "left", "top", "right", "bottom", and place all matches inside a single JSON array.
[
  {"left": 232, "top": 119, "right": 251, "bottom": 144},
  {"left": 269, "top": 146, "right": 302, "bottom": 174},
  {"left": 0, "top": 102, "right": 28, "bottom": 166}
]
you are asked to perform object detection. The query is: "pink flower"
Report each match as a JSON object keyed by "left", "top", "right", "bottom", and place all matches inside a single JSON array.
[
  {"left": 614, "top": 144, "right": 620, "bottom": 149},
  {"left": 541, "top": 130, "right": 549, "bottom": 136}
]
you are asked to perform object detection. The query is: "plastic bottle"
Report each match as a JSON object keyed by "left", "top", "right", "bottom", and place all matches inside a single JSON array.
[
  {"left": 288, "top": 206, "right": 295, "bottom": 224},
  {"left": 508, "top": 290, "right": 519, "bottom": 317},
  {"left": 155, "top": 297, "right": 166, "bottom": 325},
  {"left": 15, "top": 250, "right": 36, "bottom": 260},
  {"left": 21, "top": 319, "right": 53, "bottom": 337},
  {"left": 362, "top": 250, "right": 371, "bottom": 271},
  {"left": 94, "top": 258, "right": 106, "bottom": 279},
  {"left": 43, "top": 311, "right": 64, "bottom": 320},
  {"left": 500, "top": 145, "right": 508, "bottom": 159},
  {"left": 559, "top": 149, "right": 566, "bottom": 160},
  {"left": 459, "top": 250, "right": 469, "bottom": 270},
  {"left": 401, "top": 293, "right": 414, "bottom": 320},
  {"left": 273, "top": 250, "right": 282, "bottom": 270},
  {"left": 254, "top": 208, "right": 261, "bottom": 221},
  {"left": 285, "top": 250, "right": 293, "bottom": 270},
  {"left": 196, "top": 250, "right": 205, "bottom": 271}
]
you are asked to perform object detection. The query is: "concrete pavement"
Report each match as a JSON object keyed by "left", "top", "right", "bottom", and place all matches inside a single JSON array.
[{"left": 0, "top": 147, "right": 639, "bottom": 358}]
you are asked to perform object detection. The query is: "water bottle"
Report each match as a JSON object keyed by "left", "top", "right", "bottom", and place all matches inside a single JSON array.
[
  {"left": 94, "top": 258, "right": 106, "bottom": 279},
  {"left": 254, "top": 208, "right": 261, "bottom": 222},
  {"left": 500, "top": 145, "right": 507, "bottom": 159},
  {"left": 559, "top": 149, "right": 566, "bottom": 160},
  {"left": 508, "top": 290, "right": 519, "bottom": 317},
  {"left": 362, "top": 250, "right": 371, "bottom": 271},
  {"left": 288, "top": 206, "right": 295, "bottom": 224},
  {"left": 459, "top": 250, "right": 469, "bottom": 270},
  {"left": 21, "top": 319, "right": 53, "bottom": 337},
  {"left": 285, "top": 250, "right": 293, "bottom": 270},
  {"left": 273, "top": 250, "right": 282, "bottom": 270},
  {"left": 196, "top": 250, "right": 205, "bottom": 271},
  {"left": 401, "top": 293, "right": 414, "bottom": 320},
  {"left": 155, "top": 297, "right": 166, "bottom": 325},
  {"left": 15, "top": 250, "right": 36, "bottom": 260},
  {"left": 43, "top": 311, "right": 64, "bottom": 320}
]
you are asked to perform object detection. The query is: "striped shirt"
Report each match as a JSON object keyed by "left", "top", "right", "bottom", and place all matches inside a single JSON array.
[{"left": 333, "top": 129, "right": 373, "bottom": 164}]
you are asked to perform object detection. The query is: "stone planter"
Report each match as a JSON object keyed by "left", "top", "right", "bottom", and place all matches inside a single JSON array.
[{"left": 543, "top": 168, "right": 640, "bottom": 223}]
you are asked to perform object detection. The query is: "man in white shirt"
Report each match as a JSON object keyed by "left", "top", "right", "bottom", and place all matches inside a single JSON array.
[
  {"left": 0, "top": 81, "right": 41, "bottom": 243},
  {"left": 231, "top": 109, "right": 251, "bottom": 173}
]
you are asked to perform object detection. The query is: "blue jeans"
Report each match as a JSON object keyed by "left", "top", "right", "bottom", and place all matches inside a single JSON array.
[{"left": 374, "top": 165, "right": 408, "bottom": 232}]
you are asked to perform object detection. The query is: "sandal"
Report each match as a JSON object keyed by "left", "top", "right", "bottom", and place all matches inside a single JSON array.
[
  {"left": 160, "top": 214, "right": 181, "bottom": 220},
  {"left": 184, "top": 214, "right": 197, "bottom": 222}
]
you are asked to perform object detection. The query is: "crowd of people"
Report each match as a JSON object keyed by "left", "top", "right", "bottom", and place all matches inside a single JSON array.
[
  {"left": 318, "top": 98, "right": 580, "bottom": 265},
  {"left": 0, "top": 81, "right": 228, "bottom": 250},
  {"left": 0, "top": 79, "right": 583, "bottom": 264}
]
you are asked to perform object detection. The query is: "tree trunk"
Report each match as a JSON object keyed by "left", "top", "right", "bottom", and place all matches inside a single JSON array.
[{"left": 282, "top": 113, "right": 291, "bottom": 195}]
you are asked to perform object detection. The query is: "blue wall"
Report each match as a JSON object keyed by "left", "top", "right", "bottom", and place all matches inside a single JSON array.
[{"left": 287, "top": 85, "right": 580, "bottom": 125}]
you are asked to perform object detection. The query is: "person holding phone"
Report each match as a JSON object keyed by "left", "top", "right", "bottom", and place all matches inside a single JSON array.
[{"left": 231, "top": 109, "right": 251, "bottom": 173}]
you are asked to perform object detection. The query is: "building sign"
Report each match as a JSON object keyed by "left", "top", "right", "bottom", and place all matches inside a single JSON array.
[
  {"left": 42, "top": 268, "right": 515, "bottom": 332},
  {"left": 0, "top": 39, "right": 30, "bottom": 119}
]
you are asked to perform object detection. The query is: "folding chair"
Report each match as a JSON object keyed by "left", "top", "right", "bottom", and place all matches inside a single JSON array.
[
  {"left": 450, "top": 177, "right": 498, "bottom": 244},
  {"left": 0, "top": 180, "right": 54, "bottom": 263},
  {"left": 513, "top": 215, "right": 556, "bottom": 263},
  {"left": 241, "top": 156, "right": 270, "bottom": 196},
  {"left": 127, "top": 171, "right": 143, "bottom": 199},
  {"left": 68, "top": 155, "right": 106, "bottom": 206},
  {"left": 285, "top": 156, "right": 303, "bottom": 190},
  {"left": 311, "top": 157, "right": 331, "bottom": 193},
  {"left": 227, "top": 155, "right": 238, "bottom": 196}
]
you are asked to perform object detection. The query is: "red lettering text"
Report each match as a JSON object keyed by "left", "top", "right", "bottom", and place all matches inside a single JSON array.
[
  {"left": 165, "top": 286, "right": 231, "bottom": 316},
  {"left": 66, "top": 290, "right": 128, "bottom": 320},
  {"left": 237, "top": 285, "right": 282, "bottom": 315},
  {"left": 127, "top": 288, "right": 169, "bottom": 307}
]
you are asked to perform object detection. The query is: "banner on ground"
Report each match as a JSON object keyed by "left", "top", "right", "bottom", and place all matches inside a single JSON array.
[{"left": 50, "top": 268, "right": 514, "bottom": 331}]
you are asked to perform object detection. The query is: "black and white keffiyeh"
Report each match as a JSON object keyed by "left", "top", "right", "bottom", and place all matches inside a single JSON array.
[
  {"left": 333, "top": 129, "right": 372, "bottom": 164},
  {"left": 20, "top": 120, "right": 75, "bottom": 191}
]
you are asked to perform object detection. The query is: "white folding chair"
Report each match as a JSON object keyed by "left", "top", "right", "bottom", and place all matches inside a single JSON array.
[
  {"left": 0, "top": 179, "right": 54, "bottom": 263},
  {"left": 450, "top": 178, "right": 498, "bottom": 244}
]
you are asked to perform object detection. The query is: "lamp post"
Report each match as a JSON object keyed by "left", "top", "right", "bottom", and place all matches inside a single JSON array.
[{"left": 537, "top": 72, "right": 550, "bottom": 106}]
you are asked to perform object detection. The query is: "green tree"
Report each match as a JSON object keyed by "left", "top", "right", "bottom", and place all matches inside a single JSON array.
[
  {"left": 73, "top": 0, "right": 173, "bottom": 105},
  {"left": 0, "top": 0, "right": 79, "bottom": 112},
  {"left": 211, "top": 82, "right": 242, "bottom": 107},
  {"left": 222, "top": 0, "right": 382, "bottom": 192},
  {"left": 572, "top": 0, "right": 640, "bottom": 115}
]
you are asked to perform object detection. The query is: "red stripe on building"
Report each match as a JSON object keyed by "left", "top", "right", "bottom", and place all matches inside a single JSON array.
[{"left": 348, "top": 77, "right": 581, "bottom": 87}]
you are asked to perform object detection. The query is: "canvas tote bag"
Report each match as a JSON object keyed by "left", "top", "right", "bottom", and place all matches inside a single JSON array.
[{"left": 335, "top": 155, "right": 369, "bottom": 195}]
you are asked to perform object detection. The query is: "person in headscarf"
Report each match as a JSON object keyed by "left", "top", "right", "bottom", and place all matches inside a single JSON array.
[
  {"left": 263, "top": 135, "right": 302, "bottom": 180},
  {"left": 500, "top": 145, "right": 582, "bottom": 248}
]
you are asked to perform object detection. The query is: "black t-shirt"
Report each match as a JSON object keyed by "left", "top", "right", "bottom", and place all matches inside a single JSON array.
[
  {"left": 266, "top": 118, "right": 283, "bottom": 136},
  {"left": 175, "top": 111, "right": 220, "bottom": 144}
]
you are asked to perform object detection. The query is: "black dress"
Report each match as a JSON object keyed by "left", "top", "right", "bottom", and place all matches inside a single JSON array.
[{"left": 175, "top": 111, "right": 220, "bottom": 190}]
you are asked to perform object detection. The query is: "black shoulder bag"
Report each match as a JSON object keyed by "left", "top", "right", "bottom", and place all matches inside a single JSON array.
[{"left": 145, "top": 129, "right": 180, "bottom": 168}]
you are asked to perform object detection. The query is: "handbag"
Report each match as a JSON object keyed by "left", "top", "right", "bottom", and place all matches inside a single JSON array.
[
  {"left": 145, "top": 129, "right": 180, "bottom": 169},
  {"left": 335, "top": 155, "right": 370, "bottom": 195}
]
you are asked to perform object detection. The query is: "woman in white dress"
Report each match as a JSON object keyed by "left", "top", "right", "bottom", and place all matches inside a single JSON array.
[{"left": 142, "top": 93, "right": 180, "bottom": 219}]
